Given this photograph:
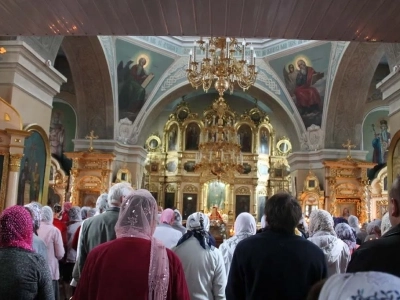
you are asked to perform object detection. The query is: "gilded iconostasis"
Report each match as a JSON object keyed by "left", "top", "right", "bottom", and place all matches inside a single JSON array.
[{"left": 1, "top": 35, "right": 396, "bottom": 224}]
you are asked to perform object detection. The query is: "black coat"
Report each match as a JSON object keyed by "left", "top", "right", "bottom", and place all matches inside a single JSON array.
[
  {"left": 226, "top": 229, "right": 327, "bottom": 300},
  {"left": 347, "top": 224, "right": 400, "bottom": 277}
]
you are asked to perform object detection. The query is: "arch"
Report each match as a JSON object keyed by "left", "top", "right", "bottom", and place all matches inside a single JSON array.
[
  {"left": 58, "top": 36, "right": 114, "bottom": 139},
  {"left": 360, "top": 106, "right": 389, "bottom": 151},
  {"left": 324, "top": 42, "right": 387, "bottom": 149},
  {"left": 135, "top": 83, "right": 302, "bottom": 151}
]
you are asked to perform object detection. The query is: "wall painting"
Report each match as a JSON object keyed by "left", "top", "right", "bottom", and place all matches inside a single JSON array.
[
  {"left": 17, "top": 125, "right": 50, "bottom": 206},
  {"left": 363, "top": 109, "right": 390, "bottom": 164},
  {"left": 50, "top": 101, "right": 77, "bottom": 174},
  {"left": 116, "top": 39, "right": 175, "bottom": 122},
  {"left": 269, "top": 43, "right": 332, "bottom": 128}
]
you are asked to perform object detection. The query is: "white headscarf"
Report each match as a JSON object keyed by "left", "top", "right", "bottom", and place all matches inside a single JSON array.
[
  {"left": 381, "top": 212, "right": 392, "bottom": 235},
  {"left": 319, "top": 272, "right": 400, "bottom": 300},
  {"left": 41, "top": 206, "right": 54, "bottom": 224},
  {"left": 186, "top": 212, "right": 210, "bottom": 231},
  {"left": 308, "top": 209, "right": 336, "bottom": 237},
  {"left": 219, "top": 213, "right": 257, "bottom": 275},
  {"left": 114, "top": 189, "right": 169, "bottom": 300},
  {"left": 347, "top": 215, "right": 360, "bottom": 233},
  {"left": 261, "top": 215, "right": 267, "bottom": 228}
]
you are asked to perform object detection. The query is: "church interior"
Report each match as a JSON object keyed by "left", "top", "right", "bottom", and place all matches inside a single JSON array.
[{"left": 1, "top": 0, "right": 400, "bottom": 237}]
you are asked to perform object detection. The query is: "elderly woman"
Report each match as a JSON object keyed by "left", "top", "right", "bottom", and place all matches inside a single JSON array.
[
  {"left": 364, "top": 219, "right": 382, "bottom": 242},
  {"left": 335, "top": 223, "right": 359, "bottom": 255},
  {"left": 74, "top": 189, "right": 190, "bottom": 300},
  {"left": 63, "top": 206, "right": 82, "bottom": 299},
  {"left": 173, "top": 212, "right": 226, "bottom": 300},
  {"left": 172, "top": 209, "right": 186, "bottom": 235},
  {"left": 153, "top": 208, "right": 182, "bottom": 249},
  {"left": 25, "top": 202, "right": 48, "bottom": 262},
  {"left": 307, "top": 271, "right": 400, "bottom": 300},
  {"left": 308, "top": 209, "right": 350, "bottom": 277},
  {"left": 380, "top": 212, "right": 392, "bottom": 236},
  {"left": 219, "top": 212, "right": 256, "bottom": 275},
  {"left": 0, "top": 205, "right": 53, "bottom": 299},
  {"left": 38, "top": 206, "right": 65, "bottom": 300}
]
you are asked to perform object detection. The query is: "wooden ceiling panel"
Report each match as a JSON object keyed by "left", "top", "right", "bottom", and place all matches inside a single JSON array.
[
  {"left": 158, "top": 0, "right": 182, "bottom": 35},
  {"left": 269, "top": 0, "right": 298, "bottom": 38},
  {"left": 1, "top": 0, "right": 400, "bottom": 42},
  {"left": 176, "top": 0, "right": 196, "bottom": 36},
  {"left": 253, "top": 0, "right": 281, "bottom": 37},
  {"left": 226, "top": 0, "right": 246, "bottom": 37}
]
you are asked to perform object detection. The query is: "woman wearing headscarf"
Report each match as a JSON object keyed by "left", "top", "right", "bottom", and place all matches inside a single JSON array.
[
  {"left": 153, "top": 208, "right": 183, "bottom": 249},
  {"left": 173, "top": 212, "right": 226, "bottom": 300},
  {"left": 63, "top": 206, "right": 82, "bottom": 299},
  {"left": 25, "top": 202, "right": 48, "bottom": 262},
  {"left": 219, "top": 212, "right": 256, "bottom": 275},
  {"left": 364, "top": 219, "right": 382, "bottom": 242},
  {"left": 61, "top": 202, "right": 72, "bottom": 224},
  {"left": 381, "top": 212, "right": 392, "bottom": 235},
  {"left": 0, "top": 205, "right": 54, "bottom": 299},
  {"left": 308, "top": 271, "right": 400, "bottom": 300},
  {"left": 74, "top": 190, "right": 190, "bottom": 300},
  {"left": 335, "top": 223, "right": 359, "bottom": 255},
  {"left": 308, "top": 209, "right": 350, "bottom": 277},
  {"left": 347, "top": 215, "right": 366, "bottom": 244},
  {"left": 172, "top": 209, "right": 187, "bottom": 235},
  {"left": 38, "top": 205, "right": 65, "bottom": 300}
]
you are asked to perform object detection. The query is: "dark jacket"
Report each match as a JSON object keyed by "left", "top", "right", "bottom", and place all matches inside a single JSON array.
[
  {"left": 78, "top": 207, "right": 120, "bottom": 273},
  {"left": 0, "top": 248, "right": 54, "bottom": 300},
  {"left": 347, "top": 224, "right": 400, "bottom": 277},
  {"left": 226, "top": 229, "right": 327, "bottom": 300}
]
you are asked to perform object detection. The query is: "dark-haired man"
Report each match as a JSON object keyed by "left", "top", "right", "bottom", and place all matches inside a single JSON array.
[
  {"left": 347, "top": 175, "right": 400, "bottom": 277},
  {"left": 226, "top": 193, "right": 327, "bottom": 300}
]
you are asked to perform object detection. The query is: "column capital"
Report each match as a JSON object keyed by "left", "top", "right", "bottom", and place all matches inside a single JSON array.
[{"left": 9, "top": 153, "right": 23, "bottom": 172}]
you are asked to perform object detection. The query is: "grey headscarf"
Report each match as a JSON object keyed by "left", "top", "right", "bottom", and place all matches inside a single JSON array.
[
  {"left": 41, "top": 206, "right": 54, "bottom": 224},
  {"left": 381, "top": 212, "right": 392, "bottom": 235},
  {"left": 172, "top": 209, "right": 186, "bottom": 235},
  {"left": 87, "top": 208, "right": 96, "bottom": 218},
  {"left": 348, "top": 215, "right": 360, "bottom": 233},
  {"left": 25, "top": 202, "right": 42, "bottom": 230},
  {"left": 96, "top": 193, "right": 109, "bottom": 214},
  {"left": 68, "top": 206, "right": 82, "bottom": 222},
  {"left": 81, "top": 206, "right": 90, "bottom": 219}
]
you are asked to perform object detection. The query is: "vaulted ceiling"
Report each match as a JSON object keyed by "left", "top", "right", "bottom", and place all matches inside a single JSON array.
[{"left": 1, "top": 0, "right": 400, "bottom": 42}]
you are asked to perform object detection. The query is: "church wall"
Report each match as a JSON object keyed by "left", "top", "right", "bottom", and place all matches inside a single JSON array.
[
  {"left": 389, "top": 109, "right": 400, "bottom": 134},
  {"left": 10, "top": 87, "right": 52, "bottom": 134}
]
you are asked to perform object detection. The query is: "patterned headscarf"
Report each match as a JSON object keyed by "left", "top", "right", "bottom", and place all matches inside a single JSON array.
[
  {"left": 173, "top": 209, "right": 183, "bottom": 226},
  {"left": 381, "top": 212, "right": 392, "bottom": 235},
  {"left": 309, "top": 209, "right": 336, "bottom": 237},
  {"left": 335, "top": 223, "right": 357, "bottom": 251},
  {"left": 25, "top": 202, "right": 42, "bottom": 230},
  {"left": 177, "top": 212, "right": 214, "bottom": 250},
  {"left": 0, "top": 205, "right": 33, "bottom": 251},
  {"left": 68, "top": 207, "right": 82, "bottom": 222},
  {"left": 318, "top": 272, "right": 400, "bottom": 300},
  {"left": 80, "top": 207, "right": 90, "bottom": 220},
  {"left": 63, "top": 202, "right": 72, "bottom": 212},
  {"left": 160, "top": 208, "right": 174, "bottom": 225},
  {"left": 114, "top": 189, "right": 169, "bottom": 300}
]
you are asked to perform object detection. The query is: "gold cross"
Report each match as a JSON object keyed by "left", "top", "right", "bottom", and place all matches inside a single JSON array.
[
  {"left": 342, "top": 139, "right": 356, "bottom": 160},
  {"left": 85, "top": 130, "right": 98, "bottom": 152}
]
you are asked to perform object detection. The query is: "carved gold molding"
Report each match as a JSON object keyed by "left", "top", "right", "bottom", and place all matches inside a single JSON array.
[
  {"left": 376, "top": 199, "right": 388, "bottom": 219},
  {"left": 9, "top": 153, "right": 23, "bottom": 172},
  {"left": 0, "top": 153, "right": 9, "bottom": 211},
  {"left": 183, "top": 184, "right": 198, "bottom": 193},
  {"left": 235, "top": 186, "right": 251, "bottom": 195}
]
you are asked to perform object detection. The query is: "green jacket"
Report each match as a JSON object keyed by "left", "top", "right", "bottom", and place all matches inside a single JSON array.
[{"left": 78, "top": 207, "right": 120, "bottom": 274}]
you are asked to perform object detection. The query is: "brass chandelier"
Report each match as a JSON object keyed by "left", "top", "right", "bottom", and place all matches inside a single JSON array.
[
  {"left": 187, "top": 37, "right": 257, "bottom": 96},
  {"left": 194, "top": 96, "right": 245, "bottom": 180}
]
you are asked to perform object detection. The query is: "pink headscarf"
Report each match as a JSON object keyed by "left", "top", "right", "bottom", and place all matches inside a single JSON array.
[
  {"left": 115, "top": 190, "right": 169, "bottom": 300},
  {"left": 160, "top": 208, "right": 174, "bottom": 225},
  {"left": 63, "top": 202, "right": 72, "bottom": 212},
  {"left": 0, "top": 205, "right": 33, "bottom": 251}
]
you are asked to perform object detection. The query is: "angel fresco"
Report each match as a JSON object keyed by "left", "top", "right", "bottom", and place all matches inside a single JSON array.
[
  {"left": 117, "top": 57, "right": 154, "bottom": 121},
  {"left": 283, "top": 59, "right": 325, "bottom": 127}
]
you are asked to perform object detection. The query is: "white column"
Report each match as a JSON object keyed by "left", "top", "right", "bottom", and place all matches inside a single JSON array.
[{"left": 5, "top": 154, "right": 23, "bottom": 207}]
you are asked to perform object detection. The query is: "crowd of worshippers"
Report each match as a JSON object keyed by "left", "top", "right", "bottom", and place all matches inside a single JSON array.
[{"left": 1, "top": 177, "right": 400, "bottom": 300}]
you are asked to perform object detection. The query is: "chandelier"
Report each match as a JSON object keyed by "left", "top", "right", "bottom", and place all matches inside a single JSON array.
[
  {"left": 194, "top": 96, "right": 245, "bottom": 180},
  {"left": 187, "top": 37, "right": 257, "bottom": 96}
]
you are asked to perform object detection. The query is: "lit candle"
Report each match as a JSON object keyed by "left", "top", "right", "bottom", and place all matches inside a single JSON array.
[
  {"left": 250, "top": 46, "right": 254, "bottom": 63},
  {"left": 193, "top": 41, "right": 197, "bottom": 62},
  {"left": 242, "top": 40, "right": 246, "bottom": 60},
  {"left": 253, "top": 52, "right": 256, "bottom": 65},
  {"left": 205, "top": 41, "right": 209, "bottom": 59},
  {"left": 226, "top": 37, "right": 230, "bottom": 59},
  {"left": 188, "top": 50, "right": 192, "bottom": 69}
]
